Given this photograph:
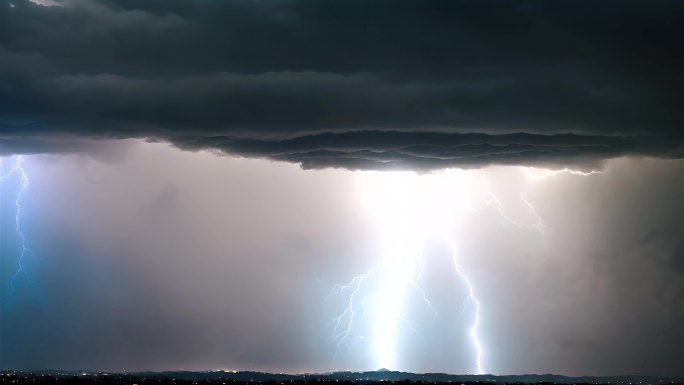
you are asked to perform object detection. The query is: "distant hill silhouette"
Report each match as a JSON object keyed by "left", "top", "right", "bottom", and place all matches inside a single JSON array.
[{"left": 2, "top": 369, "right": 681, "bottom": 385}]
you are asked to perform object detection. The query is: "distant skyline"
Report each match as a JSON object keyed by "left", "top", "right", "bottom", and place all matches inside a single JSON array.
[{"left": 1, "top": 0, "right": 683, "bottom": 377}]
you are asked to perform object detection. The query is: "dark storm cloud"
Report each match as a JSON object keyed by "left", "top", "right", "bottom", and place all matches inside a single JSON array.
[{"left": 1, "top": 0, "right": 683, "bottom": 169}]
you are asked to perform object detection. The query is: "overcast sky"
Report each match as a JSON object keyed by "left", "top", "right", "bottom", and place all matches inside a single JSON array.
[{"left": 1, "top": 0, "right": 683, "bottom": 377}]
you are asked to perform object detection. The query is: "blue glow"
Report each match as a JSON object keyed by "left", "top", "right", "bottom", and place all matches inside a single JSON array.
[
  {"left": 327, "top": 255, "right": 439, "bottom": 370},
  {"left": 1, "top": 155, "right": 37, "bottom": 298}
]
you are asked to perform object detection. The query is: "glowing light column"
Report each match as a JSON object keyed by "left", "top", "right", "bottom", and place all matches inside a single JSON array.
[
  {"left": 330, "top": 170, "right": 485, "bottom": 373},
  {"left": 329, "top": 166, "right": 598, "bottom": 374}
]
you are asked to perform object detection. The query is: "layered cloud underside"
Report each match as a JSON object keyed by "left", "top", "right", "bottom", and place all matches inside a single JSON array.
[{"left": 1, "top": 0, "right": 683, "bottom": 169}]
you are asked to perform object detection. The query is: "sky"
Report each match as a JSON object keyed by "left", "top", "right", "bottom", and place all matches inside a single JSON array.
[{"left": 1, "top": 0, "right": 683, "bottom": 377}]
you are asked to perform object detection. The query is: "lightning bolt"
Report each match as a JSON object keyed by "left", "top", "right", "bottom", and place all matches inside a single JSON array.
[
  {"left": 327, "top": 171, "right": 489, "bottom": 373},
  {"left": 482, "top": 178, "right": 546, "bottom": 239},
  {"left": 0, "top": 155, "right": 37, "bottom": 297},
  {"left": 519, "top": 192, "right": 545, "bottom": 238},
  {"left": 326, "top": 167, "right": 600, "bottom": 374},
  {"left": 327, "top": 256, "right": 438, "bottom": 367},
  {"left": 522, "top": 167, "right": 601, "bottom": 181},
  {"left": 515, "top": 166, "right": 601, "bottom": 238},
  {"left": 445, "top": 239, "right": 484, "bottom": 375},
  {"left": 327, "top": 265, "right": 380, "bottom": 354},
  {"left": 328, "top": 240, "right": 484, "bottom": 373}
]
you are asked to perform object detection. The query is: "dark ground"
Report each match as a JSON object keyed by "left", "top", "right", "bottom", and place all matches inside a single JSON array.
[{"left": 1, "top": 371, "right": 683, "bottom": 385}]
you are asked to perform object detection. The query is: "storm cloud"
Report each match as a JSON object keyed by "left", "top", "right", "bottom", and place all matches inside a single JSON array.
[{"left": 1, "top": 0, "right": 683, "bottom": 170}]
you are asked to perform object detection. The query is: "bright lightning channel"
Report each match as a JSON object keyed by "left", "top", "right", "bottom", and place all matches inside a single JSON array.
[
  {"left": 327, "top": 244, "right": 438, "bottom": 368},
  {"left": 522, "top": 167, "right": 601, "bottom": 181},
  {"left": 446, "top": 240, "right": 483, "bottom": 375},
  {"left": 0, "top": 155, "right": 36, "bottom": 296},
  {"left": 327, "top": 167, "right": 598, "bottom": 374},
  {"left": 328, "top": 171, "right": 485, "bottom": 373}
]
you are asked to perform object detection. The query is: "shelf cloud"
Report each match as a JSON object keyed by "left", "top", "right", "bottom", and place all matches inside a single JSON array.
[{"left": 1, "top": 0, "right": 682, "bottom": 169}]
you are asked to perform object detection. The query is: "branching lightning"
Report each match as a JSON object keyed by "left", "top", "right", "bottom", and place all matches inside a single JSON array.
[
  {"left": 327, "top": 255, "right": 438, "bottom": 368},
  {"left": 447, "top": 240, "right": 483, "bottom": 375},
  {"left": 327, "top": 265, "right": 380, "bottom": 353},
  {"left": 326, "top": 167, "right": 598, "bottom": 374},
  {"left": 519, "top": 192, "right": 546, "bottom": 238},
  {"left": 483, "top": 179, "right": 546, "bottom": 239},
  {"left": 522, "top": 167, "right": 601, "bottom": 181},
  {"left": 327, "top": 171, "right": 485, "bottom": 373},
  {"left": 0, "top": 155, "right": 36, "bottom": 296}
]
